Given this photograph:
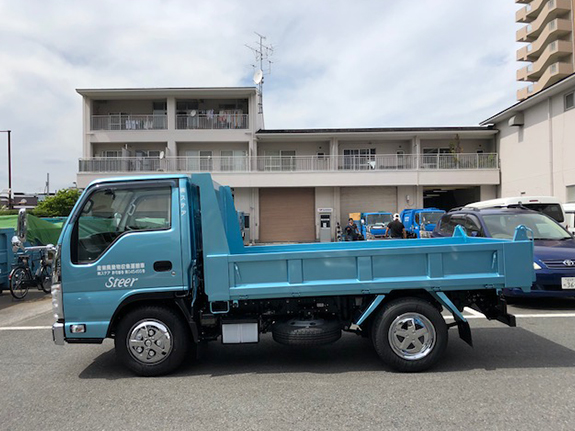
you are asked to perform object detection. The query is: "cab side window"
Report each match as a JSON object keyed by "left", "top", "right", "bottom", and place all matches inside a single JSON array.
[{"left": 72, "top": 185, "right": 172, "bottom": 264}]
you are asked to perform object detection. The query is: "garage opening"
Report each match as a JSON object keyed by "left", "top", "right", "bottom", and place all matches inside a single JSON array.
[
  {"left": 259, "top": 188, "right": 315, "bottom": 243},
  {"left": 423, "top": 187, "right": 480, "bottom": 211}
]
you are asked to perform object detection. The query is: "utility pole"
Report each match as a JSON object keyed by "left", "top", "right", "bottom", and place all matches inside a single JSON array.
[{"left": 0, "top": 130, "right": 11, "bottom": 209}]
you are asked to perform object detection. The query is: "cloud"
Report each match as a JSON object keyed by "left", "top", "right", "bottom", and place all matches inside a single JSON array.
[{"left": 0, "top": 0, "right": 521, "bottom": 192}]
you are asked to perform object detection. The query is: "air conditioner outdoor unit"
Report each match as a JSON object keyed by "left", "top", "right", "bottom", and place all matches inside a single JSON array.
[{"left": 508, "top": 113, "right": 524, "bottom": 127}]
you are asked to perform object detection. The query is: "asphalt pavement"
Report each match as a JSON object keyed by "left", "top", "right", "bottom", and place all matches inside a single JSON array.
[{"left": 1, "top": 291, "right": 574, "bottom": 431}]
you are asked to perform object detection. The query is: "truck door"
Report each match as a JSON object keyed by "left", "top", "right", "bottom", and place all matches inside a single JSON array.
[{"left": 59, "top": 180, "right": 184, "bottom": 338}]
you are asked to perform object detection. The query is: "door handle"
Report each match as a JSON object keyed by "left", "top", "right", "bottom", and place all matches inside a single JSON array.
[{"left": 153, "top": 261, "right": 173, "bottom": 272}]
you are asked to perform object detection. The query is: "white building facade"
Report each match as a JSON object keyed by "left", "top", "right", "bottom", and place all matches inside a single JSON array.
[
  {"left": 77, "top": 87, "right": 500, "bottom": 242},
  {"left": 482, "top": 73, "right": 575, "bottom": 202}
]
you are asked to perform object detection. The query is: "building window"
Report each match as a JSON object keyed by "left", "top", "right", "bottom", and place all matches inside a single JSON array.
[
  {"left": 263, "top": 150, "right": 296, "bottom": 171},
  {"left": 565, "top": 92, "right": 574, "bottom": 111},
  {"left": 342, "top": 148, "right": 375, "bottom": 170}
]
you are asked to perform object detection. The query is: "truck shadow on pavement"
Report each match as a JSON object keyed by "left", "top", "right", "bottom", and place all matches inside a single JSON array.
[
  {"left": 79, "top": 327, "right": 575, "bottom": 380},
  {"left": 508, "top": 297, "right": 575, "bottom": 310}
]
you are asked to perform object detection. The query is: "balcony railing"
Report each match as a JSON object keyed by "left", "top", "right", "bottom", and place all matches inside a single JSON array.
[
  {"left": 79, "top": 153, "right": 499, "bottom": 173},
  {"left": 176, "top": 113, "right": 248, "bottom": 130},
  {"left": 91, "top": 115, "right": 167, "bottom": 130}
]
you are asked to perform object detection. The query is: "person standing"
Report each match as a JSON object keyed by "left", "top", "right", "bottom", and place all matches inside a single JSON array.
[
  {"left": 344, "top": 218, "right": 360, "bottom": 241},
  {"left": 386, "top": 213, "right": 406, "bottom": 239}
]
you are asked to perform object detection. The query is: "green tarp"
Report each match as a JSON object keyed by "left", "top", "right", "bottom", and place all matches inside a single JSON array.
[{"left": 0, "top": 215, "right": 63, "bottom": 246}]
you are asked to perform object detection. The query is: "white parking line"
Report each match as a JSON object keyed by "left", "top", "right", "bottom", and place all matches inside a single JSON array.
[
  {"left": 445, "top": 312, "right": 575, "bottom": 320},
  {"left": 0, "top": 326, "right": 52, "bottom": 331},
  {"left": 463, "top": 307, "right": 485, "bottom": 317}
]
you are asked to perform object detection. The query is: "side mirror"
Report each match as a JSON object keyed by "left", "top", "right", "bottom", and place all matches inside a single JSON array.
[
  {"left": 360, "top": 219, "right": 365, "bottom": 225},
  {"left": 17, "top": 208, "right": 27, "bottom": 242}
]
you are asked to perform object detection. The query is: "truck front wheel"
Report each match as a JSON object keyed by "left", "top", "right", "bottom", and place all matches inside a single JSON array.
[
  {"left": 371, "top": 298, "right": 447, "bottom": 372},
  {"left": 115, "top": 306, "right": 191, "bottom": 376}
]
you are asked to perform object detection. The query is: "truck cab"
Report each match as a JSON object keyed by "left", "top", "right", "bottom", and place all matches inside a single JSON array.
[
  {"left": 348, "top": 212, "right": 393, "bottom": 240},
  {"left": 400, "top": 208, "right": 445, "bottom": 238}
]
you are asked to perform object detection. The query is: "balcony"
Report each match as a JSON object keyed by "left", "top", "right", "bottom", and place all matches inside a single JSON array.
[
  {"left": 176, "top": 112, "right": 248, "bottom": 130},
  {"left": 78, "top": 153, "right": 499, "bottom": 174},
  {"left": 91, "top": 114, "right": 167, "bottom": 131},
  {"left": 516, "top": 19, "right": 572, "bottom": 61},
  {"left": 516, "top": 0, "right": 542, "bottom": 23},
  {"left": 536, "top": 60, "right": 574, "bottom": 89},
  {"left": 516, "top": 39, "right": 572, "bottom": 81},
  {"left": 516, "top": 13, "right": 572, "bottom": 43},
  {"left": 517, "top": 61, "right": 573, "bottom": 99}
]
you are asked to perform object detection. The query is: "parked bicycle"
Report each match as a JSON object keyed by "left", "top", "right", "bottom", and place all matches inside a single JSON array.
[{"left": 9, "top": 247, "right": 53, "bottom": 300}]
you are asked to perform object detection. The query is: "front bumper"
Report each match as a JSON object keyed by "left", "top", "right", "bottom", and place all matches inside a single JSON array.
[
  {"left": 52, "top": 322, "right": 65, "bottom": 345},
  {"left": 504, "top": 270, "right": 575, "bottom": 298}
]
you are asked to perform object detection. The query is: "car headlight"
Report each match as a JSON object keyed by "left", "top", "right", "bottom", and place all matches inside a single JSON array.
[{"left": 533, "top": 262, "right": 542, "bottom": 270}]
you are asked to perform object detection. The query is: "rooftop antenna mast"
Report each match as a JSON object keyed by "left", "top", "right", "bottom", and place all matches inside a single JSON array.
[{"left": 246, "top": 32, "right": 273, "bottom": 118}]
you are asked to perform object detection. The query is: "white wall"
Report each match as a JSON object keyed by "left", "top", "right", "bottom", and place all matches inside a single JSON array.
[{"left": 497, "top": 85, "right": 575, "bottom": 202}]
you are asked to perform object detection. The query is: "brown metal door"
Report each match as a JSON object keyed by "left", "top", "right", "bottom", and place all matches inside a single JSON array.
[{"left": 259, "top": 188, "right": 315, "bottom": 242}]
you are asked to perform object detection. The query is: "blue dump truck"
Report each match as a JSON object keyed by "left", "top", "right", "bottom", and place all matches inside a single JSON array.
[
  {"left": 51, "top": 174, "right": 534, "bottom": 376},
  {"left": 347, "top": 212, "right": 393, "bottom": 240},
  {"left": 401, "top": 208, "right": 446, "bottom": 238}
]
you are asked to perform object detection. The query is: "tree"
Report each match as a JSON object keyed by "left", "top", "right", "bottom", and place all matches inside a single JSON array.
[{"left": 33, "top": 188, "right": 82, "bottom": 217}]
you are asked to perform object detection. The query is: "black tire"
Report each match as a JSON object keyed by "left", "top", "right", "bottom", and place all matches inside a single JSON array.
[
  {"left": 9, "top": 267, "right": 29, "bottom": 300},
  {"left": 371, "top": 298, "right": 448, "bottom": 372},
  {"left": 272, "top": 318, "right": 341, "bottom": 346},
  {"left": 115, "top": 306, "right": 192, "bottom": 376},
  {"left": 40, "top": 265, "right": 52, "bottom": 294}
]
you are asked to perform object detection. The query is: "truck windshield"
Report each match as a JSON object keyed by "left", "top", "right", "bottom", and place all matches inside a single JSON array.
[
  {"left": 421, "top": 212, "right": 443, "bottom": 225},
  {"left": 483, "top": 213, "right": 571, "bottom": 240},
  {"left": 366, "top": 214, "right": 392, "bottom": 226}
]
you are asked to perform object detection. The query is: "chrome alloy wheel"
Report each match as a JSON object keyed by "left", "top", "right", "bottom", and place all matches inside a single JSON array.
[
  {"left": 127, "top": 320, "right": 173, "bottom": 365},
  {"left": 388, "top": 313, "right": 436, "bottom": 361}
]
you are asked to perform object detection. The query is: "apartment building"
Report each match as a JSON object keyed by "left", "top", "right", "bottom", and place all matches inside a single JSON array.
[
  {"left": 76, "top": 87, "right": 500, "bottom": 243},
  {"left": 516, "top": 0, "right": 575, "bottom": 100},
  {"left": 482, "top": 72, "right": 575, "bottom": 201}
]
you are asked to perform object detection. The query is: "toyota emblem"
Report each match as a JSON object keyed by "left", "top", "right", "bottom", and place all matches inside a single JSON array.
[{"left": 563, "top": 259, "right": 575, "bottom": 267}]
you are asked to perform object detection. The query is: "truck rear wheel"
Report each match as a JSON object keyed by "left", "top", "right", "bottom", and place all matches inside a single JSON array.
[
  {"left": 371, "top": 298, "right": 447, "bottom": 372},
  {"left": 115, "top": 306, "right": 191, "bottom": 376}
]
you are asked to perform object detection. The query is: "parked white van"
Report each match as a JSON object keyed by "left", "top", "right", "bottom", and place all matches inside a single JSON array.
[
  {"left": 563, "top": 203, "right": 575, "bottom": 234},
  {"left": 465, "top": 196, "right": 566, "bottom": 226}
]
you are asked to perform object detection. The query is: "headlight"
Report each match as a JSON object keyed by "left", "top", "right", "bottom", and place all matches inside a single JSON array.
[
  {"left": 533, "top": 262, "right": 542, "bottom": 270},
  {"left": 52, "top": 283, "right": 64, "bottom": 319}
]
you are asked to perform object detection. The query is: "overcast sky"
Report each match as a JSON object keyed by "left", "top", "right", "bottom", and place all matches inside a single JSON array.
[{"left": 0, "top": 0, "right": 522, "bottom": 193}]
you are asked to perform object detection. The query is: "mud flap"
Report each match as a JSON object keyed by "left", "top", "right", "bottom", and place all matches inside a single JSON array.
[
  {"left": 430, "top": 291, "right": 473, "bottom": 347},
  {"left": 457, "top": 320, "right": 473, "bottom": 347}
]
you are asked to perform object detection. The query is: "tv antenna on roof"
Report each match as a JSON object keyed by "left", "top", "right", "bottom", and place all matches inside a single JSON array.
[{"left": 246, "top": 32, "right": 274, "bottom": 116}]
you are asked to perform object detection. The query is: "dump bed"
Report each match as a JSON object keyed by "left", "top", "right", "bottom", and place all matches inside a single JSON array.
[{"left": 190, "top": 175, "right": 534, "bottom": 302}]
